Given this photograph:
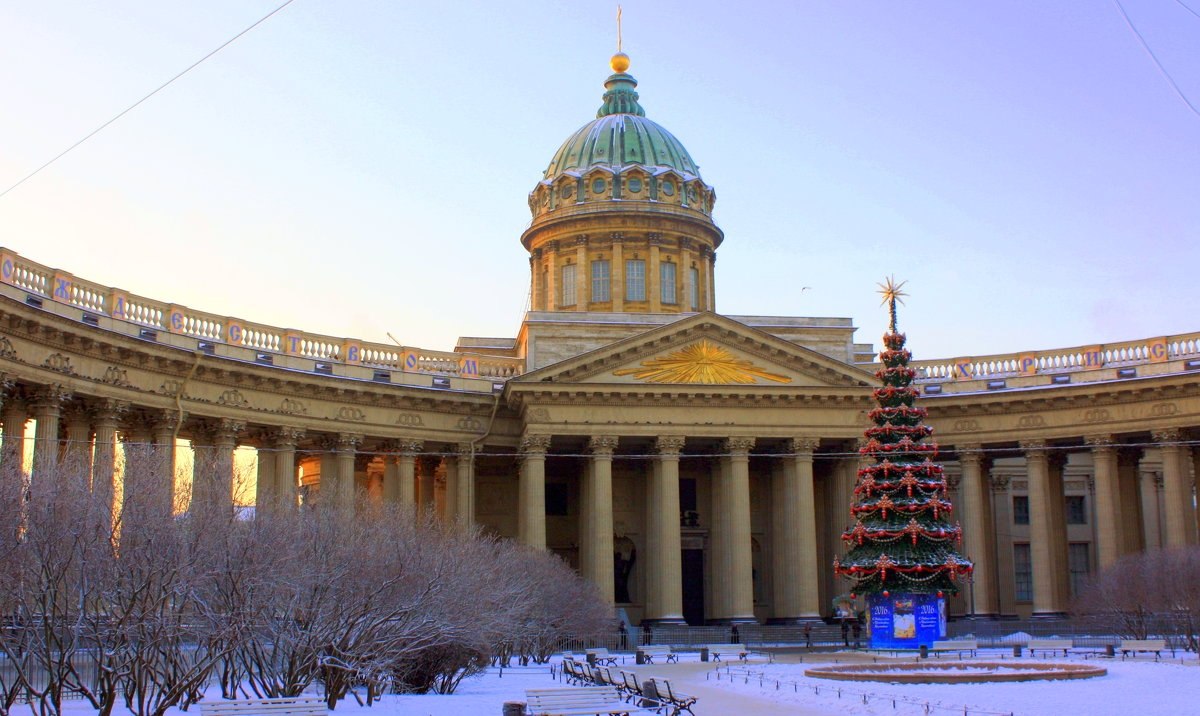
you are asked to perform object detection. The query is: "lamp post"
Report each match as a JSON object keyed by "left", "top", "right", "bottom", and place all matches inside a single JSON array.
[{"left": 968, "top": 560, "right": 976, "bottom": 619}]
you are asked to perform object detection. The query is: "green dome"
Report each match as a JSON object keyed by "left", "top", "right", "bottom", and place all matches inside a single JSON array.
[{"left": 542, "top": 70, "right": 702, "bottom": 180}]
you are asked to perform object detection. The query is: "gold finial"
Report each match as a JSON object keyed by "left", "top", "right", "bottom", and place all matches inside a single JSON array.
[
  {"left": 877, "top": 275, "right": 908, "bottom": 333},
  {"left": 611, "top": 5, "right": 630, "bottom": 73}
]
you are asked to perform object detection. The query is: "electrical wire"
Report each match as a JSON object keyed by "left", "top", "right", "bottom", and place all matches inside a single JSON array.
[
  {"left": 0, "top": 0, "right": 299, "bottom": 201},
  {"left": 1111, "top": 0, "right": 1200, "bottom": 119},
  {"left": 1174, "top": 0, "right": 1200, "bottom": 21}
]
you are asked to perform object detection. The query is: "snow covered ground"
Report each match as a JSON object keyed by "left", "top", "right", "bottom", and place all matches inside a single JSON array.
[{"left": 24, "top": 649, "right": 1199, "bottom": 716}]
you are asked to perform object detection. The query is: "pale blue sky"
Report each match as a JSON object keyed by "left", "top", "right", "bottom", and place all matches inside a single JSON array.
[{"left": 1, "top": 1, "right": 1196, "bottom": 360}]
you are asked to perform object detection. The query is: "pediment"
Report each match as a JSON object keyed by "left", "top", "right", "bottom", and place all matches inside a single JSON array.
[{"left": 514, "top": 313, "right": 875, "bottom": 389}]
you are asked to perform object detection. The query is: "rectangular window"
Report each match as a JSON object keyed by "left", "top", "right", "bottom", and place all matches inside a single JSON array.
[
  {"left": 660, "top": 261, "right": 677, "bottom": 304},
  {"left": 689, "top": 267, "right": 700, "bottom": 310},
  {"left": 1066, "top": 495, "right": 1087, "bottom": 525},
  {"left": 1068, "top": 543, "right": 1090, "bottom": 597},
  {"left": 591, "top": 260, "right": 610, "bottom": 302},
  {"left": 1013, "top": 495, "right": 1030, "bottom": 525},
  {"left": 625, "top": 259, "right": 646, "bottom": 301},
  {"left": 561, "top": 264, "right": 576, "bottom": 307},
  {"left": 1013, "top": 543, "right": 1032, "bottom": 602}
]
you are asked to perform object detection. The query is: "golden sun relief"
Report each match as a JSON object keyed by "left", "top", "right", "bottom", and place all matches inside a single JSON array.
[{"left": 612, "top": 340, "right": 792, "bottom": 384}]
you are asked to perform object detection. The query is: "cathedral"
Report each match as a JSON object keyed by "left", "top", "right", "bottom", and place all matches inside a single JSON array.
[{"left": 1, "top": 50, "right": 1197, "bottom": 626}]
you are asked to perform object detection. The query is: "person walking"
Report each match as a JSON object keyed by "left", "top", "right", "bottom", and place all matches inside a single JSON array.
[
  {"left": 840, "top": 618, "right": 850, "bottom": 647},
  {"left": 852, "top": 620, "right": 862, "bottom": 649},
  {"left": 803, "top": 622, "right": 813, "bottom": 649}
]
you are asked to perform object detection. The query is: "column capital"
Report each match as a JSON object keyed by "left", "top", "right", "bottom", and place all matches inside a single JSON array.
[
  {"left": 787, "top": 436, "right": 820, "bottom": 454},
  {"left": 1151, "top": 428, "right": 1183, "bottom": 444},
  {"left": 1018, "top": 438, "right": 1047, "bottom": 453},
  {"left": 723, "top": 436, "right": 755, "bottom": 455},
  {"left": 454, "top": 442, "right": 475, "bottom": 457},
  {"left": 945, "top": 472, "right": 962, "bottom": 491},
  {"left": 989, "top": 473, "right": 1011, "bottom": 492},
  {"left": 399, "top": 438, "right": 425, "bottom": 455},
  {"left": 212, "top": 418, "right": 246, "bottom": 445},
  {"left": 587, "top": 435, "right": 618, "bottom": 456},
  {"left": 655, "top": 435, "right": 686, "bottom": 456},
  {"left": 152, "top": 409, "right": 184, "bottom": 436},
  {"left": 91, "top": 399, "right": 130, "bottom": 426},
  {"left": 1084, "top": 434, "right": 1115, "bottom": 450},
  {"left": 31, "top": 383, "right": 71, "bottom": 413},
  {"left": 273, "top": 426, "right": 305, "bottom": 448},
  {"left": 336, "top": 432, "right": 363, "bottom": 452},
  {"left": 520, "top": 434, "right": 551, "bottom": 455},
  {"left": 956, "top": 444, "right": 991, "bottom": 470}
]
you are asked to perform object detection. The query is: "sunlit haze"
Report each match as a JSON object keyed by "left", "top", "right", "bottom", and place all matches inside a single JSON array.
[{"left": 1, "top": 1, "right": 1196, "bottom": 359}]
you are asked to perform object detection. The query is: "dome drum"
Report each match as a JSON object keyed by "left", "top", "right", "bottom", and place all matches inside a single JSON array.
[{"left": 523, "top": 54, "right": 721, "bottom": 317}]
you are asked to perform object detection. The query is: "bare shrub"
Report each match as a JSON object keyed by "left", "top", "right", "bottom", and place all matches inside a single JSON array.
[{"left": 1073, "top": 546, "right": 1200, "bottom": 651}]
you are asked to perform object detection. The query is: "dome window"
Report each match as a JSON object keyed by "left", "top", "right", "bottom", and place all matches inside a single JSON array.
[
  {"left": 627, "top": 178, "right": 643, "bottom": 193},
  {"left": 561, "top": 184, "right": 575, "bottom": 200},
  {"left": 662, "top": 181, "right": 675, "bottom": 197},
  {"left": 592, "top": 178, "right": 607, "bottom": 195}
]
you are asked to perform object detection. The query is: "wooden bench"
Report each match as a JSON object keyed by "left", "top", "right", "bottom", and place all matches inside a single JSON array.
[
  {"left": 649, "top": 678, "right": 697, "bottom": 716},
  {"left": 586, "top": 648, "right": 619, "bottom": 666},
  {"left": 931, "top": 639, "right": 978, "bottom": 657},
  {"left": 707, "top": 643, "right": 749, "bottom": 662},
  {"left": 637, "top": 645, "right": 678, "bottom": 664},
  {"left": 202, "top": 696, "right": 326, "bottom": 716},
  {"left": 1028, "top": 638, "right": 1073, "bottom": 657},
  {"left": 525, "top": 686, "right": 658, "bottom": 715},
  {"left": 1120, "top": 639, "right": 1167, "bottom": 658}
]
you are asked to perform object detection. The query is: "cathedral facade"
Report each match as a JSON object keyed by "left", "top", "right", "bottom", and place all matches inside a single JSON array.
[{"left": 1, "top": 53, "right": 1196, "bottom": 625}]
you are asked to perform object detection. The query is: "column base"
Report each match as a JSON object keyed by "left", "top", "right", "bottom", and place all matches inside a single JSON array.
[
  {"left": 706, "top": 617, "right": 759, "bottom": 625},
  {"left": 958, "top": 613, "right": 1002, "bottom": 621},
  {"left": 640, "top": 617, "right": 688, "bottom": 627},
  {"left": 1031, "top": 611, "right": 1069, "bottom": 620},
  {"left": 765, "top": 616, "right": 824, "bottom": 625}
]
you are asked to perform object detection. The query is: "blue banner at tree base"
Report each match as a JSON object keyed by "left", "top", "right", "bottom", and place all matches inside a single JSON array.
[{"left": 867, "top": 592, "right": 947, "bottom": 649}]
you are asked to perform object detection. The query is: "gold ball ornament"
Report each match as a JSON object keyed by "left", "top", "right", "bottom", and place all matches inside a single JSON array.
[{"left": 610, "top": 52, "right": 631, "bottom": 73}]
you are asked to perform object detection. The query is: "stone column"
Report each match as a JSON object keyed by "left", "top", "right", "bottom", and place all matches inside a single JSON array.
[
  {"left": 645, "top": 435, "right": 685, "bottom": 624},
  {"left": 396, "top": 440, "right": 422, "bottom": 512},
  {"left": 30, "top": 384, "right": 70, "bottom": 485},
  {"left": 958, "top": 445, "right": 997, "bottom": 617},
  {"left": 90, "top": 400, "right": 126, "bottom": 527},
  {"left": 1153, "top": 429, "right": 1197, "bottom": 546},
  {"left": 443, "top": 453, "right": 458, "bottom": 521},
  {"left": 454, "top": 442, "right": 475, "bottom": 527},
  {"left": 1116, "top": 447, "right": 1144, "bottom": 554},
  {"left": 574, "top": 237, "right": 588, "bottom": 312},
  {"left": 151, "top": 412, "right": 182, "bottom": 514},
  {"left": 1139, "top": 467, "right": 1163, "bottom": 550},
  {"left": 1022, "top": 440, "right": 1066, "bottom": 617},
  {"left": 989, "top": 473, "right": 1015, "bottom": 616},
  {"left": 519, "top": 434, "right": 550, "bottom": 549},
  {"left": 1086, "top": 436, "right": 1122, "bottom": 570},
  {"left": 271, "top": 427, "right": 303, "bottom": 510},
  {"left": 648, "top": 239, "right": 662, "bottom": 312},
  {"left": 611, "top": 241, "right": 625, "bottom": 312},
  {"left": 770, "top": 437, "right": 821, "bottom": 623},
  {"left": 580, "top": 436, "right": 617, "bottom": 603},
  {"left": 207, "top": 419, "right": 243, "bottom": 514},
  {"left": 335, "top": 433, "right": 361, "bottom": 512},
  {"left": 63, "top": 403, "right": 94, "bottom": 488},
  {"left": 0, "top": 390, "right": 27, "bottom": 482},
  {"left": 713, "top": 437, "right": 756, "bottom": 623},
  {"left": 255, "top": 443, "right": 277, "bottom": 513},
  {"left": 418, "top": 455, "right": 439, "bottom": 514}
]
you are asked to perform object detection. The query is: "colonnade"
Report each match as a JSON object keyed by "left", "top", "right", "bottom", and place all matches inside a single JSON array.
[
  {"left": 516, "top": 433, "right": 829, "bottom": 624},
  {"left": 949, "top": 435, "right": 1198, "bottom": 619}
]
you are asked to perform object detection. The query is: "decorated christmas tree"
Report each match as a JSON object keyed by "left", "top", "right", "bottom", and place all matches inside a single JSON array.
[{"left": 833, "top": 277, "right": 973, "bottom": 648}]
